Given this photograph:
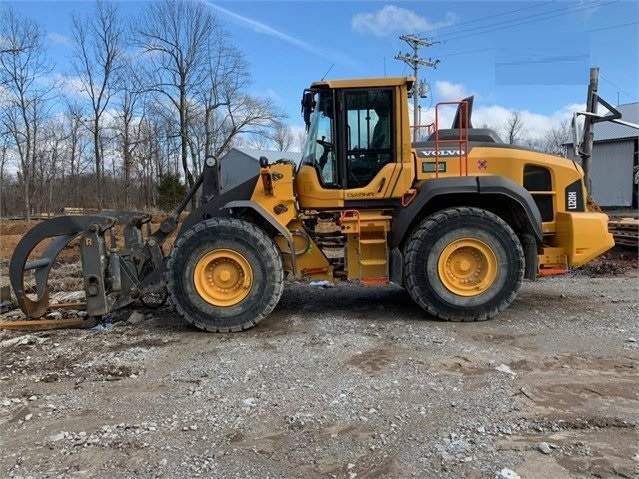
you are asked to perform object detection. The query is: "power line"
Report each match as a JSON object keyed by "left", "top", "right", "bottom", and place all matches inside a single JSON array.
[
  {"left": 436, "top": 0, "right": 604, "bottom": 40},
  {"left": 433, "top": 20, "right": 636, "bottom": 60},
  {"left": 436, "top": 0, "right": 618, "bottom": 42},
  {"left": 437, "top": 47, "right": 494, "bottom": 58},
  {"left": 600, "top": 75, "right": 639, "bottom": 102},
  {"left": 588, "top": 20, "right": 638, "bottom": 32},
  {"left": 430, "top": 1, "right": 556, "bottom": 34}
]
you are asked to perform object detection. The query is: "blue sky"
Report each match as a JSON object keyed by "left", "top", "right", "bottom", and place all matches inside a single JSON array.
[{"left": 5, "top": 0, "right": 638, "bottom": 139}]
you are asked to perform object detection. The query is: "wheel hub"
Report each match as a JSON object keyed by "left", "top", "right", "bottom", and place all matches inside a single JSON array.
[
  {"left": 218, "top": 269, "right": 232, "bottom": 283},
  {"left": 194, "top": 249, "right": 253, "bottom": 307},
  {"left": 458, "top": 259, "right": 471, "bottom": 273},
  {"left": 437, "top": 238, "right": 497, "bottom": 297}
]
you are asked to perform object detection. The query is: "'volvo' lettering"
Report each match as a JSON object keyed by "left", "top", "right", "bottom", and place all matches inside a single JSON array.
[{"left": 419, "top": 149, "right": 465, "bottom": 157}]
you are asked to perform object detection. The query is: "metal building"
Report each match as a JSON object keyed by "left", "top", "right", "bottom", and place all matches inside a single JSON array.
[
  {"left": 219, "top": 147, "right": 302, "bottom": 191},
  {"left": 566, "top": 102, "right": 639, "bottom": 207}
]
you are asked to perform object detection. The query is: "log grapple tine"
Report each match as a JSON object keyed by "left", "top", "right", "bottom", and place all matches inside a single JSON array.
[{"left": 9, "top": 215, "right": 115, "bottom": 318}]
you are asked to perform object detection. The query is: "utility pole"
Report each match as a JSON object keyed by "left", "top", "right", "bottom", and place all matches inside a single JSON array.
[
  {"left": 395, "top": 34, "right": 440, "bottom": 141},
  {"left": 581, "top": 67, "right": 599, "bottom": 192}
]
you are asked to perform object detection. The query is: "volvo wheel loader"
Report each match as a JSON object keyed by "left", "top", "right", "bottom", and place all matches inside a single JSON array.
[{"left": 9, "top": 77, "right": 615, "bottom": 332}]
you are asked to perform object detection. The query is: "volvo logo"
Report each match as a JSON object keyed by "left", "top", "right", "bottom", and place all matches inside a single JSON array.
[{"left": 419, "top": 149, "right": 466, "bottom": 157}]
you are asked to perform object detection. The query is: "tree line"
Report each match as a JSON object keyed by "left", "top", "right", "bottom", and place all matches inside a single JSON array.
[
  {"left": 500, "top": 110, "right": 572, "bottom": 155},
  {"left": 0, "top": 0, "right": 298, "bottom": 220}
]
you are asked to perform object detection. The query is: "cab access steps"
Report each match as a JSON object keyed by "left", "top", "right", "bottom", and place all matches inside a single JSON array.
[{"left": 340, "top": 210, "right": 392, "bottom": 285}]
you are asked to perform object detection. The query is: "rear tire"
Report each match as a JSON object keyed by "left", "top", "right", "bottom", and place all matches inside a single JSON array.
[
  {"left": 404, "top": 207, "right": 524, "bottom": 321},
  {"left": 166, "top": 218, "right": 284, "bottom": 332}
]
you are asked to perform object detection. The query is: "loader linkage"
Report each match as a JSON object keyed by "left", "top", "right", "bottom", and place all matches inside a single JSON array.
[{"left": 9, "top": 211, "right": 167, "bottom": 321}]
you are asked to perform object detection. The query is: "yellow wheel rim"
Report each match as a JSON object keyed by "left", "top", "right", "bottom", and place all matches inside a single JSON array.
[
  {"left": 437, "top": 238, "right": 498, "bottom": 297},
  {"left": 193, "top": 249, "right": 253, "bottom": 307}
]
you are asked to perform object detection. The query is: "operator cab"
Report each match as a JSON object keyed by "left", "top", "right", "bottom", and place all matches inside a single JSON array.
[
  {"left": 300, "top": 87, "right": 393, "bottom": 188},
  {"left": 296, "top": 78, "right": 415, "bottom": 209}
]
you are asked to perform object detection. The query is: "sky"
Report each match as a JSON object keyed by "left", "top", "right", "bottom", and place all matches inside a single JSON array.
[{"left": 4, "top": 0, "right": 639, "bottom": 141}]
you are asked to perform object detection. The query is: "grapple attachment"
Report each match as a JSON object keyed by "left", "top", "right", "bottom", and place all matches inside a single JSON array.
[{"left": 9, "top": 212, "right": 164, "bottom": 320}]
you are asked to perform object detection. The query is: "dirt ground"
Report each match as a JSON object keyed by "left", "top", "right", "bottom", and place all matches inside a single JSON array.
[{"left": 0, "top": 216, "right": 637, "bottom": 479}]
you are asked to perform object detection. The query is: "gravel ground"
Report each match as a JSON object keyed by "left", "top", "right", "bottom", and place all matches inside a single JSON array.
[{"left": 0, "top": 268, "right": 637, "bottom": 479}]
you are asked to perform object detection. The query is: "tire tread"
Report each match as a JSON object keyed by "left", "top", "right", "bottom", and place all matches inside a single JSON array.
[
  {"left": 404, "top": 207, "right": 524, "bottom": 322},
  {"left": 166, "top": 218, "right": 284, "bottom": 332}
]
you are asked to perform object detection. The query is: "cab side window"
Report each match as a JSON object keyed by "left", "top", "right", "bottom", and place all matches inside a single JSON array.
[
  {"left": 300, "top": 91, "right": 338, "bottom": 187},
  {"left": 344, "top": 89, "right": 393, "bottom": 188}
]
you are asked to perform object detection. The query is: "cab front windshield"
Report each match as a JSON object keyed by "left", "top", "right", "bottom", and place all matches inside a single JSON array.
[{"left": 300, "top": 91, "right": 337, "bottom": 187}]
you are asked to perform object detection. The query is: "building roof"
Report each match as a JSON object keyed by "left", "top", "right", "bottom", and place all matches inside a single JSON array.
[
  {"left": 591, "top": 102, "right": 639, "bottom": 142},
  {"left": 230, "top": 147, "right": 302, "bottom": 164}
]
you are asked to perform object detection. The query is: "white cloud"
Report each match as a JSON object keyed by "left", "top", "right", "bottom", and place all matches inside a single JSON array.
[
  {"left": 265, "top": 88, "right": 283, "bottom": 104},
  {"left": 52, "top": 74, "right": 86, "bottom": 98},
  {"left": 414, "top": 81, "right": 585, "bottom": 140},
  {"left": 471, "top": 105, "right": 517, "bottom": 131},
  {"left": 47, "top": 32, "right": 74, "bottom": 47},
  {"left": 352, "top": 6, "right": 456, "bottom": 37},
  {"left": 471, "top": 103, "right": 584, "bottom": 140},
  {"left": 0, "top": 84, "right": 11, "bottom": 103},
  {"left": 434, "top": 81, "right": 470, "bottom": 102},
  {"left": 288, "top": 124, "right": 307, "bottom": 153}
]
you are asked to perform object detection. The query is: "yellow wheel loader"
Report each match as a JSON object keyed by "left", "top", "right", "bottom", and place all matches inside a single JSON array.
[{"left": 9, "top": 77, "right": 614, "bottom": 332}]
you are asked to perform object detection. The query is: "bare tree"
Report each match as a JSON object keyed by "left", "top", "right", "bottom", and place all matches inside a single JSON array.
[
  {"left": 0, "top": 7, "right": 53, "bottom": 220},
  {"left": 0, "top": 2, "right": 287, "bottom": 215},
  {"left": 113, "top": 61, "right": 145, "bottom": 209},
  {"left": 268, "top": 123, "right": 295, "bottom": 151},
  {"left": 33, "top": 117, "right": 67, "bottom": 216},
  {"left": 542, "top": 119, "right": 571, "bottom": 157},
  {"left": 294, "top": 129, "right": 308, "bottom": 153},
  {"left": 522, "top": 136, "right": 544, "bottom": 151},
  {"left": 238, "top": 133, "right": 272, "bottom": 151},
  {"left": 134, "top": 108, "right": 181, "bottom": 208},
  {"left": 237, "top": 124, "right": 296, "bottom": 153},
  {"left": 522, "top": 119, "right": 571, "bottom": 156},
  {"left": 135, "top": 0, "right": 215, "bottom": 189},
  {"left": 503, "top": 110, "right": 524, "bottom": 145},
  {"left": 203, "top": 32, "right": 286, "bottom": 158},
  {"left": 71, "top": 0, "right": 126, "bottom": 210},
  {"left": 62, "top": 101, "right": 92, "bottom": 205},
  {"left": 212, "top": 95, "right": 284, "bottom": 158},
  {"left": 0, "top": 130, "right": 11, "bottom": 215},
  {"left": 136, "top": 1, "right": 285, "bottom": 195},
  {"left": 196, "top": 24, "right": 265, "bottom": 161},
  {"left": 196, "top": 23, "right": 238, "bottom": 161}
]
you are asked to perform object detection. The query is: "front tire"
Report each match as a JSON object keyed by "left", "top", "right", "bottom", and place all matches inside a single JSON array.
[
  {"left": 404, "top": 207, "right": 524, "bottom": 321},
  {"left": 166, "top": 218, "right": 284, "bottom": 332}
]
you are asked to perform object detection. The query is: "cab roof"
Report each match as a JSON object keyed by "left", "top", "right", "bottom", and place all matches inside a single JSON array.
[{"left": 310, "top": 77, "right": 414, "bottom": 90}]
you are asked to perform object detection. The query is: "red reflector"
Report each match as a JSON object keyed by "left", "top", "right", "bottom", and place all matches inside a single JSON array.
[
  {"left": 538, "top": 268, "right": 568, "bottom": 277},
  {"left": 361, "top": 277, "right": 388, "bottom": 286}
]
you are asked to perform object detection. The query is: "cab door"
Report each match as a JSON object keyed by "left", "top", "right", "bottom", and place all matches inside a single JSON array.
[
  {"left": 338, "top": 88, "right": 403, "bottom": 202},
  {"left": 296, "top": 85, "right": 407, "bottom": 210}
]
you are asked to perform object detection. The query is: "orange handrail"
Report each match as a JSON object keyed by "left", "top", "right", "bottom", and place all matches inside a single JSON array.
[{"left": 434, "top": 101, "right": 470, "bottom": 177}]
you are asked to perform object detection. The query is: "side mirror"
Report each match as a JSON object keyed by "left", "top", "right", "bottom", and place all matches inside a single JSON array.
[
  {"left": 301, "top": 91, "right": 315, "bottom": 132},
  {"left": 259, "top": 156, "right": 269, "bottom": 168}
]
